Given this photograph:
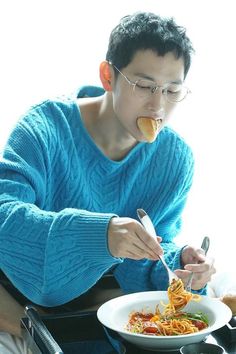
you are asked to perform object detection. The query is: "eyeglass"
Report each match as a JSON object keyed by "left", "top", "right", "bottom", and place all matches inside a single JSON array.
[{"left": 112, "top": 64, "right": 190, "bottom": 103}]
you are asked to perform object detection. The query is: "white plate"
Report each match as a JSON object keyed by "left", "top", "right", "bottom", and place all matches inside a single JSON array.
[{"left": 97, "top": 291, "right": 232, "bottom": 351}]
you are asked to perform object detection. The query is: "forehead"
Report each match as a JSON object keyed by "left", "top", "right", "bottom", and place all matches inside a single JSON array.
[{"left": 125, "top": 50, "right": 185, "bottom": 83}]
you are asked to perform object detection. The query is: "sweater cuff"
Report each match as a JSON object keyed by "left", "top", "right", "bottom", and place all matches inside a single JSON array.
[{"left": 50, "top": 208, "right": 122, "bottom": 265}]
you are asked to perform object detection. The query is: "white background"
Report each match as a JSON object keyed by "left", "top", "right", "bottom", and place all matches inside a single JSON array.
[{"left": 0, "top": 0, "right": 235, "bottom": 273}]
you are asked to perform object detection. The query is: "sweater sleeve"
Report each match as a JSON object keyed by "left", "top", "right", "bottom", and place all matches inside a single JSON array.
[{"left": 0, "top": 103, "right": 122, "bottom": 306}]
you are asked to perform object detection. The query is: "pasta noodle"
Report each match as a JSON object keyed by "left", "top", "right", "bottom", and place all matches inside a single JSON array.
[
  {"left": 163, "top": 278, "right": 201, "bottom": 315},
  {"left": 126, "top": 279, "right": 208, "bottom": 336}
]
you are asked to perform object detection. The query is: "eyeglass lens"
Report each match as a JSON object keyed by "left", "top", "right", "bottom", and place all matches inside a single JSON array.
[{"left": 134, "top": 80, "right": 188, "bottom": 102}]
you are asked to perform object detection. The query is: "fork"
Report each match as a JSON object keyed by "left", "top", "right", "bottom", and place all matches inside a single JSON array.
[
  {"left": 185, "top": 236, "right": 210, "bottom": 292},
  {"left": 137, "top": 208, "right": 178, "bottom": 284}
]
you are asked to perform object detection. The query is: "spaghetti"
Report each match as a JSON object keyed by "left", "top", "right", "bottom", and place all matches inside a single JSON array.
[
  {"left": 126, "top": 279, "right": 208, "bottom": 336},
  {"left": 164, "top": 278, "right": 201, "bottom": 315}
]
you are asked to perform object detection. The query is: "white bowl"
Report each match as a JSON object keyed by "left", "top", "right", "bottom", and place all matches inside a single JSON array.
[{"left": 97, "top": 291, "right": 232, "bottom": 351}]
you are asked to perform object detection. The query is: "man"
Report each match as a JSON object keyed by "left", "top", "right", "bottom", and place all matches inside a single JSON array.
[{"left": 0, "top": 11, "right": 215, "bottom": 352}]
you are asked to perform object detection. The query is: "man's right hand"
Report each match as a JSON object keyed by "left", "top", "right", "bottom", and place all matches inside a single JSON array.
[{"left": 108, "top": 216, "right": 163, "bottom": 260}]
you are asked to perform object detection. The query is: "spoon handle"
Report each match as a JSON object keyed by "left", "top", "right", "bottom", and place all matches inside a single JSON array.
[{"left": 185, "top": 236, "right": 210, "bottom": 291}]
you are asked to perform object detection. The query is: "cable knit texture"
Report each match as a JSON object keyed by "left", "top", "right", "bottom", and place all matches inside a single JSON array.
[{"left": 0, "top": 86, "right": 204, "bottom": 306}]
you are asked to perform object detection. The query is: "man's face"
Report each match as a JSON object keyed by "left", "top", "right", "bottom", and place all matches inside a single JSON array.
[{"left": 111, "top": 49, "right": 185, "bottom": 142}]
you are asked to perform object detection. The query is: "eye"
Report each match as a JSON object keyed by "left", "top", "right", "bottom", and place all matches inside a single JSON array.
[
  {"left": 166, "top": 85, "right": 182, "bottom": 94},
  {"left": 136, "top": 80, "right": 156, "bottom": 91}
]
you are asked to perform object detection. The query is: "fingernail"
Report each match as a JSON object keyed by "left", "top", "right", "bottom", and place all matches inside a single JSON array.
[{"left": 184, "top": 265, "right": 192, "bottom": 271}]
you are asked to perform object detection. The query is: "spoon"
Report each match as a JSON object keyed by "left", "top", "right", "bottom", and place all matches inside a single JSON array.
[{"left": 185, "top": 236, "right": 210, "bottom": 292}]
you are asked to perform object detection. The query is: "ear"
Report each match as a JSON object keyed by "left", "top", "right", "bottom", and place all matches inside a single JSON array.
[{"left": 99, "top": 61, "right": 112, "bottom": 91}]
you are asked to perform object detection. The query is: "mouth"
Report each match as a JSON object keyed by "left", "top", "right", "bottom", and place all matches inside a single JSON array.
[{"left": 137, "top": 117, "right": 163, "bottom": 143}]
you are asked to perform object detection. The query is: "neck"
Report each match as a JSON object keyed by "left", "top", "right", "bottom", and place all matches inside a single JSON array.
[{"left": 78, "top": 93, "right": 138, "bottom": 161}]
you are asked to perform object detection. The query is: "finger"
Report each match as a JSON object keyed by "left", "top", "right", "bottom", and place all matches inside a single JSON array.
[
  {"left": 117, "top": 224, "right": 160, "bottom": 259},
  {"left": 182, "top": 245, "right": 208, "bottom": 265},
  {"left": 184, "top": 263, "right": 206, "bottom": 272},
  {"left": 110, "top": 232, "right": 159, "bottom": 259},
  {"left": 126, "top": 245, "right": 158, "bottom": 260},
  {"left": 196, "top": 249, "right": 207, "bottom": 262},
  {"left": 184, "top": 256, "right": 214, "bottom": 272},
  {"left": 131, "top": 236, "right": 161, "bottom": 259},
  {"left": 136, "top": 223, "right": 164, "bottom": 256},
  {"left": 191, "top": 272, "right": 214, "bottom": 290},
  {"left": 135, "top": 234, "right": 163, "bottom": 258},
  {"left": 175, "top": 269, "right": 209, "bottom": 290},
  {"left": 186, "top": 262, "right": 216, "bottom": 289},
  {"left": 174, "top": 269, "right": 192, "bottom": 278}
]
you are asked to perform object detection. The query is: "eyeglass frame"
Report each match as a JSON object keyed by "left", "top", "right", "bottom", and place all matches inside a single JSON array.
[{"left": 110, "top": 63, "right": 191, "bottom": 103}]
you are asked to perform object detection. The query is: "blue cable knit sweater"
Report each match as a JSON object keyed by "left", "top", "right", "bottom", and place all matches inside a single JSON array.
[{"left": 0, "top": 86, "right": 202, "bottom": 307}]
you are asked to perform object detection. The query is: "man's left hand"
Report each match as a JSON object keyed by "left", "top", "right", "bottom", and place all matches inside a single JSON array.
[{"left": 174, "top": 245, "right": 216, "bottom": 290}]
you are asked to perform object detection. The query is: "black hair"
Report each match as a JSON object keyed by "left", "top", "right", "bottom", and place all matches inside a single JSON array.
[{"left": 106, "top": 12, "right": 194, "bottom": 78}]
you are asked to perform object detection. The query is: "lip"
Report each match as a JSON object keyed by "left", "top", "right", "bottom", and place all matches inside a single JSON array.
[
  {"left": 139, "top": 116, "right": 163, "bottom": 121},
  {"left": 138, "top": 117, "right": 163, "bottom": 125}
]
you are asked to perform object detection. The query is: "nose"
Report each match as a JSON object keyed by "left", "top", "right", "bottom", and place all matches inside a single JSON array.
[{"left": 146, "top": 89, "right": 165, "bottom": 115}]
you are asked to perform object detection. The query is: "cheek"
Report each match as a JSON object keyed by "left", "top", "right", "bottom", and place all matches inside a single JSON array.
[
  {"left": 113, "top": 90, "right": 138, "bottom": 120},
  {"left": 164, "top": 104, "right": 176, "bottom": 121}
]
